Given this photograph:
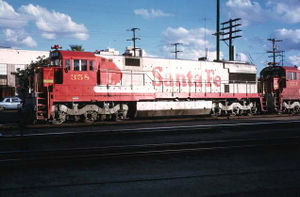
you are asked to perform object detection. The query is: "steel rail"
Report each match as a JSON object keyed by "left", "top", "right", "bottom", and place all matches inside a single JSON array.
[
  {"left": 1, "top": 136, "right": 299, "bottom": 165},
  {"left": 1, "top": 113, "right": 298, "bottom": 130},
  {"left": 2, "top": 119, "right": 300, "bottom": 139}
]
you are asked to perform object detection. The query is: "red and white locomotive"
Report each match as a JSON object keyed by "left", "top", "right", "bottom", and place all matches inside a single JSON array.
[
  {"left": 260, "top": 65, "right": 300, "bottom": 113},
  {"left": 32, "top": 45, "right": 299, "bottom": 124},
  {"left": 33, "top": 45, "right": 260, "bottom": 123}
]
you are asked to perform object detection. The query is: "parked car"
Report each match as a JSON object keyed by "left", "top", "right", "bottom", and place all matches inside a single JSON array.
[{"left": 0, "top": 97, "right": 22, "bottom": 110}]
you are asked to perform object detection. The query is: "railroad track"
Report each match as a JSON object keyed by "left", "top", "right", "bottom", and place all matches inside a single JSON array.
[
  {"left": 1, "top": 119, "right": 300, "bottom": 152},
  {"left": 26, "top": 113, "right": 300, "bottom": 128},
  {"left": 1, "top": 136, "right": 299, "bottom": 166},
  {"left": 1, "top": 113, "right": 299, "bottom": 130},
  {"left": 2, "top": 118, "right": 300, "bottom": 138}
]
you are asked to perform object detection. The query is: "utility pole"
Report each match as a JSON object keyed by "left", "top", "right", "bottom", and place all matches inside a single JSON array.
[
  {"left": 127, "top": 28, "right": 140, "bottom": 57},
  {"left": 280, "top": 51, "right": 285, "bottom": 66},
  {"left": 216, "top": 0, "right": 220, "bottom": 61},
  {"left": 204, "top": 17, "right": 207, "bottom": 56},
  {"left": 203, "top": 17, "right": 210, "bottom": 59},
  {"left": 267, "top": 38, "right": 283, "bottom": 67},
  {"left": 171, "top": 43, "right": 183, "bottom": 59},
  {"left": 221, "top": 18, "right": 242, "bottom": 61}
]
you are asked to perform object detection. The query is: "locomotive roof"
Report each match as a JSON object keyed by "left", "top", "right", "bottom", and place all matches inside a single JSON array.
[
  {"left": 97, "top": 53, "right": 255, "bottom": 65},
  {"left": 261, "top": 66, "right": 299, "bottom": 73},
  {"left": 282, "top": 66, "right": 300, "bottom": 71},
  {"left": 260, "top": 66, "right": 300, "bottom": 78},
  {"left": 58, "top": 50, "right": 95, "bottom": 58},
  {"left": 57, "top": 49, "right": 256, "bottom": 69}
]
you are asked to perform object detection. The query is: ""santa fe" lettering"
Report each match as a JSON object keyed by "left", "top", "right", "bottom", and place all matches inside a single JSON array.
[{"left": 152, "top": 66, "right": 221, "bottom": 87}]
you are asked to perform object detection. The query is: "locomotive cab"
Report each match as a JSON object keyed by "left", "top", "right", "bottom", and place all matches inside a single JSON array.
[
  {"left": 49, "top": 49, "right": 98, "bottom": 86},
  {"left": 260, "top": 65, "right": 300, "bottom": 113},
  {"left": 34, "top": 48, "right": 98, "bottom": 122},
  {"left": 260, "top": 66, "right": 286, "bottom": 94},
  {"left": 50, "top": 50, "right": 63, "bottom": 85},
  {"left": 260, "top": 66, "right": 286, "bottom": 112}
]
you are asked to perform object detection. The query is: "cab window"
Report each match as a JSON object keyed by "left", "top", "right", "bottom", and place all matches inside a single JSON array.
[
  {"left": 50, "top": 51, "right": 62, "bottom": 66},
  {"left": 81, "top": 60, "right": 87, "bottom": 71},
  {"left": 72, "top": 59, "right": 88, "bottom": 71},
  {"left": 89, "top": 61, "right": 94, "bottom": 71},
  {"left": 286, "top": 72, "right": 291, "bottom": 80},
  {"left": 51, "top": 59, "right": 61, "bottom": 66},
  {"left": 291, "top": 72, "right": 295, "bottom": 80},
  {"left": 65, "top": 59, "right": 70, "bottom": 71},
  {"left": 73, "top": 60, "right": 80, "bottom": 71}
]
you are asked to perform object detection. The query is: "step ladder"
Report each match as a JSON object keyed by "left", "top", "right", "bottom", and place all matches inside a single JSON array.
[
  {"left": 36, "top": 92, "right": 47, "bottom": 120},
  {"left": 274, "top": 96, "right": 280, "bottom": 111},
  {"left": 262, "top": 97, "right": 267, "bottom": 111}
]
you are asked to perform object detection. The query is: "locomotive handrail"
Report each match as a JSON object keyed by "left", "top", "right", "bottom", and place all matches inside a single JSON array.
[
  {"left": 95, "top": 68, "right": 257, "bottom": 95},
  {"left": 98, "top": 68, "right": 154, "bottom": 80},
  {"left": 153, "top": 80, "right": 257, "bottom": 95},
  {"left": 99, "top": 68, "right": 155, "bottom": 88}
]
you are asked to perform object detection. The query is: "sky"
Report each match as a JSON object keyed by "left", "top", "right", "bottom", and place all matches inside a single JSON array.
[{"left": 0, "top": 0, "right": 299, "bottom": 72}]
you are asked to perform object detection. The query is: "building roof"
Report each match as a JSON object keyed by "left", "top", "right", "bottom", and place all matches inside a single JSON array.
[{"left": 0, "top": 48, "right": 49, "bottom": 65}]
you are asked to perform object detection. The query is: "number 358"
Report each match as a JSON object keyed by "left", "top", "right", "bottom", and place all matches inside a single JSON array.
[{"left": 71, "top": 74, "right": 90, "bottom": 80}]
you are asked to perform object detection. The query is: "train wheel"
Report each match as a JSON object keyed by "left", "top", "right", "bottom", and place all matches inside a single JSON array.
[
  {"left": 100, "top": 114, "right": 106, "bottom": 121},
  {"left": 111, "top": 113, "right": 119, "bottom": 121},
  {"left": 231, "top": 107, "right": 240, "bottom": 116},
  {"left": 292, "top": 106, "right": 300, "bottom": 114},
  {"left": 282, "top": 107, "right": 289, "bottom": 114},
  {"left": 249, "top": 106, "right": 258, "bottom": 116},
  {"left": 84, "top": 111, "right": 98, "bottom": 123},
  {"left": 52, "top": 119, "right": 64, "bottom": 125},
  {"left": 240, "top": 110, "right": 245, "bottom": 116},
  {"left": 106, "top": 114, "right": 112, "bottom": 120},
  {"left": 212, "top": 107, "right": 222, "bottom": 117},
  {"left": 296, "top": 106, "right": 300, "bottom": 114},
  {"left": 74, "top": 115, "right": 81, "bottom": 122},
  {"left": 52, "top": 111, "right": 66, "bottom": 125}
]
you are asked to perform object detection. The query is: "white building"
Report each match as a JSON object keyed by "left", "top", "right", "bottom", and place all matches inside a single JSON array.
[{"left": 0, "top": 48, "right": 49, "bottom": 99}]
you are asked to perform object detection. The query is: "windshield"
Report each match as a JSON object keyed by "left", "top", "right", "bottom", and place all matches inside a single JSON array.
[
  {"left": 50, "top": 59, "right": 62, "bottom": 66},
  {"left": 50, "top": 51, "right": 62, "bottom": 66}
]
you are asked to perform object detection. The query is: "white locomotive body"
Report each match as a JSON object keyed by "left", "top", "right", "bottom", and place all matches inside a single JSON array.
[{"left": 95, "top": 53, "right": 260, "bottom": 117}]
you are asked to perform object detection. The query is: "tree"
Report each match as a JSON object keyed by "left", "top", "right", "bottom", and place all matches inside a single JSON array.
[
  {"left": 15, "top": 56, "right": 50, "bottom": 101},
  {"left": 69, "top": 45, "right": 84, "bottom": 51}
]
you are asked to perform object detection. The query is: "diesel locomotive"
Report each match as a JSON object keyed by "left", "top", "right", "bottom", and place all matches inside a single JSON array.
[{"left": 31, "top": 45, "right": 299, "bottom": 124}]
